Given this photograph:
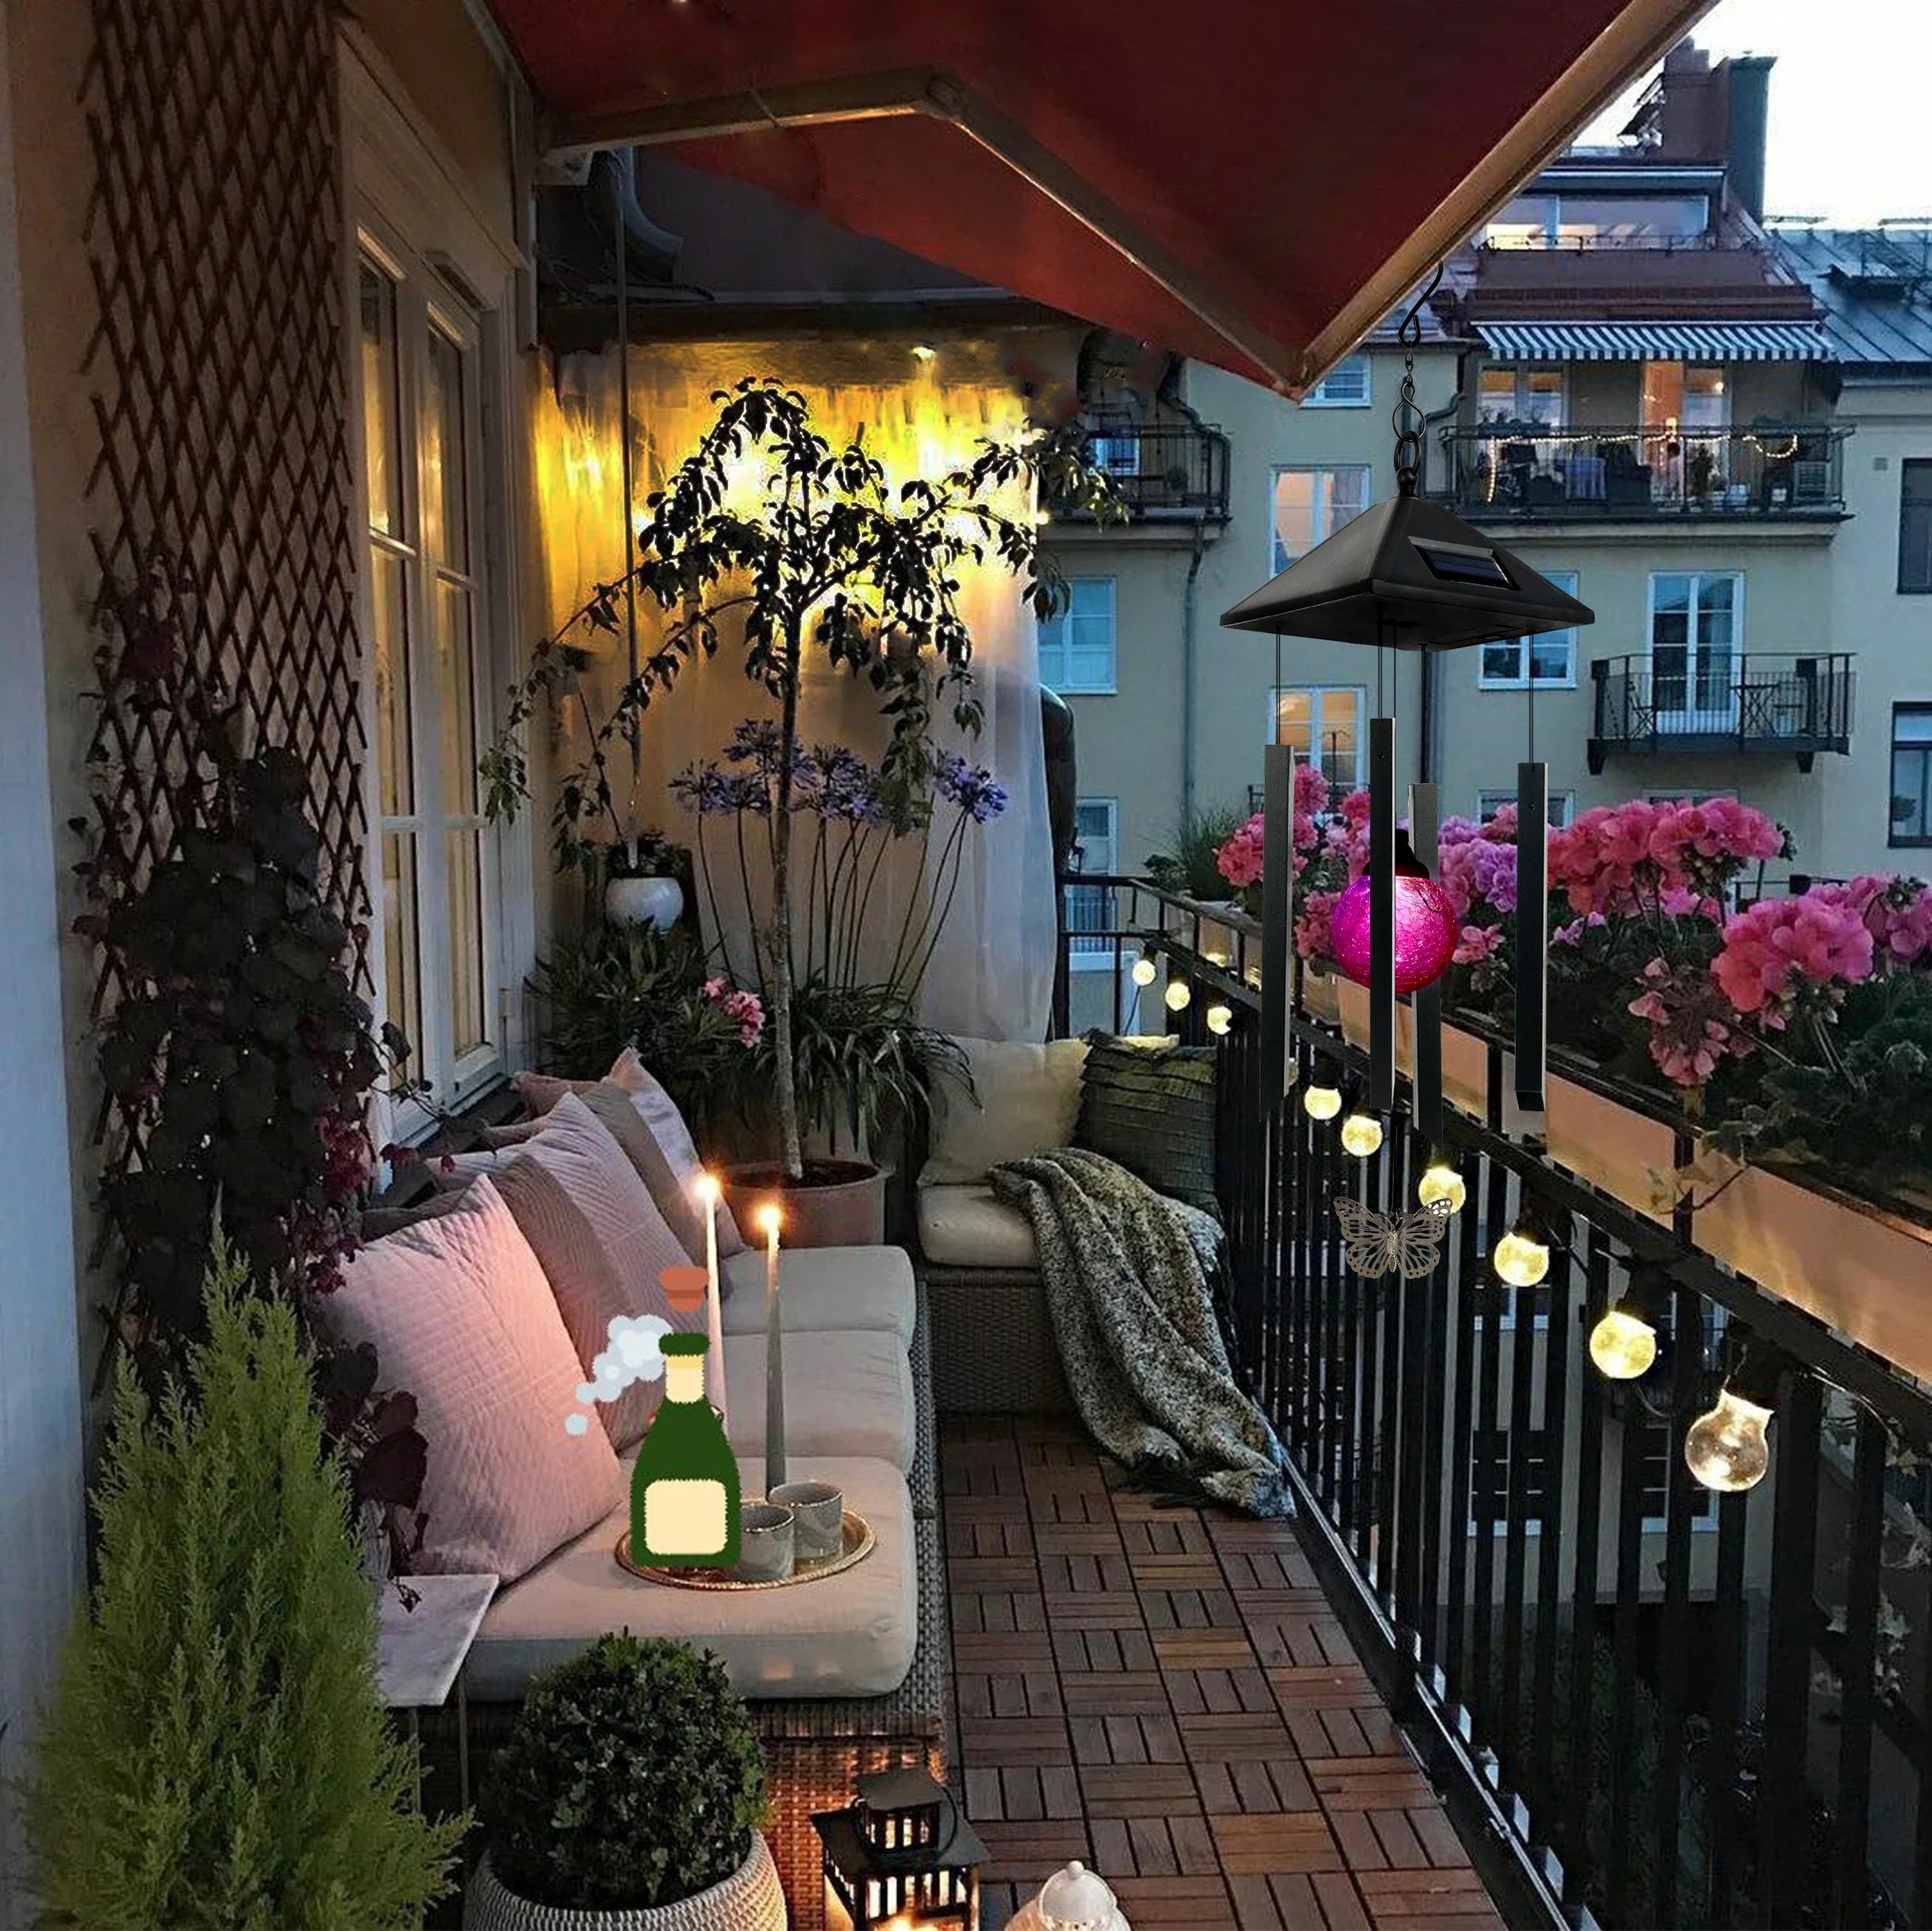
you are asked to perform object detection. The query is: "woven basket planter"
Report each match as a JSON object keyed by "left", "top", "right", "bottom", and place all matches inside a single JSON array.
[{"left": 464, "top": 1835, "right": 787, "bottom": 1931}]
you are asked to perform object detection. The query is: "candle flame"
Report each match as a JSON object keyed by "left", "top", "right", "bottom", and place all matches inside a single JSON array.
[
  {"left": 757, "top": 1201, "right": 783, "bottom": 1239},
  {"left": 693, "top": 1171, "right": 722, "bottom": 1207}
]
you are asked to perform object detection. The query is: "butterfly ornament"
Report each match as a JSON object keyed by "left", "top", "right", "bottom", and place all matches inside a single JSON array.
[{"left": 1332, "top": 1196, "right": 1454, "bottom": 1280}]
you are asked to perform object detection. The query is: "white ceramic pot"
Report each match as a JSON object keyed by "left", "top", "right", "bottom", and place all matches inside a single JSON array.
[
  {"left": 605, "top": 875, "right": 684, "bottom": 932},
  {"left": 463, "top": 1835, "right": 785, "bottom": 1931}
]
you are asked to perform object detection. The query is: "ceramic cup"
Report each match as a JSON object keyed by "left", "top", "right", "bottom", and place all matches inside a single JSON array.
[
  {"left": 769, "top": 1480, "right": 843, "bottom": 1562},
  {"left": 738, "top": 1503, "right": 794, "bottom": 1582}
]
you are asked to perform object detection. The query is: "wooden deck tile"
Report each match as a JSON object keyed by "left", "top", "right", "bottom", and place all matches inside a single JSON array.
[{"left": 942, "top": 1420, "right": 1504, "bottom": 1931}]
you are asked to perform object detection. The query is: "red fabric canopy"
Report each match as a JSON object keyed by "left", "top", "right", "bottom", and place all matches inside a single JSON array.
[{"left": 494, "top": 0, "right": 1713, "bottom": 393}]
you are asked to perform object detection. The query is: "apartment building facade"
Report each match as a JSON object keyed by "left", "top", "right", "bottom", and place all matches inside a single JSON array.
[{"left": 1044, "top": 44, "right": 1932, "bottom": 898}]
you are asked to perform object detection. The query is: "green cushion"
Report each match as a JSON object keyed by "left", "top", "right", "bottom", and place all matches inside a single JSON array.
[{"left": 1074, "top": 1035, "right": 1220, "bottom": 1212}]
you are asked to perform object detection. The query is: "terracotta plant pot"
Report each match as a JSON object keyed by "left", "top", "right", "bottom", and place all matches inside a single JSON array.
[
  {"left": 463, "top": 1835, "right": 786, "bottom": 1931},
  {"left": 719, "top": 1158, "right": 889, "bottom": 1248}
]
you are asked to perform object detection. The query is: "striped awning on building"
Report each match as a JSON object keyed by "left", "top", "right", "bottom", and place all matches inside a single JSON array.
[{"left": 1474, "top": 320, "right": 1834, "bottom": 362}]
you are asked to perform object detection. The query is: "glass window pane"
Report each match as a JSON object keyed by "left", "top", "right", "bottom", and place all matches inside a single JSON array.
[
  {"left": 1523, "top": 370, "right": 1564, "bottom": 427},
  {"left": 359, "top": 262, "right": 403, "bottom": 538},
  {"left": 1896, "top": 707, "right": 1932, "bottom": 745},
  {"left": 436, "top": 580, "right": 478, "bottom": 815},
  {"left": 382, "top": 832, "right": 424, "bottom": 1066},
  {"left": 1530, "top": 632, "right": 1574, "bottom": 683},
  {"left": 1274, "top": 688, "right": 1312, "bottom": 753},
  {"left": 446, "top": 829, "right": 488, "bottom": 1059},
  {"left": 421, "top": 327, "right": 469, "bottom": 573},
  {"left": 1481, "top": 641, "right": 1525, "bottom": 683},
  {"left": 1271, "top": 470, "right": 1315, "bottom": 568},
  {"left": 371, "top": 549, "right": 413, "bottom": 817}
]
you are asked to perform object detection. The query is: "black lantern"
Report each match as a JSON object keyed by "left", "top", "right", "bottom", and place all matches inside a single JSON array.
[
  {"left": 814, "top": 1767, "right": 989, "bottom": 1929},
  {"left": 1227, "top": 273, "right": 1593, "bottom": 1129}
]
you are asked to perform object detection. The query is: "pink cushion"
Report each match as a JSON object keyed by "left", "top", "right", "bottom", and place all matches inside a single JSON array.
[
  {"left": 317, "top": 1177, "right": 625, "bottom": 1582},
  {"left": 492, "top": 1093, "right": 700, "bottom": 1450}
]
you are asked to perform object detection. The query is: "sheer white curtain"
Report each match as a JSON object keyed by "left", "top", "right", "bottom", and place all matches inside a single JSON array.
[{"left": 529, "top": 338, "right": 1056, "bottom": 1042}]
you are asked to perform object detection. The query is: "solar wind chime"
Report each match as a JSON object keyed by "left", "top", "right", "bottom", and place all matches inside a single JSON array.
[{"left": 1224, "top": 274, "right": 1593, "bottom": 1278}]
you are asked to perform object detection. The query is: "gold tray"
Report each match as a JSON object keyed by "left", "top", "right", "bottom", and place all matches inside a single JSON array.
[{"left": 615, "top": 1509, "right": 874, "bottom": 1590}]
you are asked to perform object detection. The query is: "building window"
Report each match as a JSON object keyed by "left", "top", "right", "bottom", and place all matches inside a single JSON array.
[
  {"left": 1038, "top": 577, "right": 1117, "bottom": 693},
  {"left": 1892, "top": 705, "right": 1932, "bottom": 847},
  {"left": 1477, "top": 364, "right": 1564, "bottom": 428},
  {"left": 1270, "top": 465, "right": 1372, "bottom": 572},
  {"left": 1470, "top": 1427, "right": 1553, "bottom": 1534},
  {"left": 1900, "top": 460, "right": 1932, "bottom": 594},
  {"left": 1066, "top": 798, "right": 1118, "bottom": 964},
  {"left": 1479, "top": 571, "right": 1579, "bottom": 688},
  {"left": 358, "top": 243, "right": 502, "bottom": 1122},
  {"left": 1272, "top": 685, "right": 1366, "bottom": 790},
  {"left": 1647, "top": 789, "right": 1738, "bottom": 807},
  {"left": 1303, "top": 353, "right": 1370, "bottom": 407},
  {"left": 1648, "top": 571, "right": 1742, "bottom": 732},
  {"left": 1477, "top": 789, "right": 1575, "bottom": 828},
  {"left": 1640, "top": 360, "right": 1728, "bottom": 430}
]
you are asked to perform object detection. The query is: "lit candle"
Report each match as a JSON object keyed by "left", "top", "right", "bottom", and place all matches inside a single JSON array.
[
  {"left": 758, "top": 1201, "right": 785, "bottom": 1490},
  {"left": 693, "top": 1172, "right": 728, "bottom": 1433}
]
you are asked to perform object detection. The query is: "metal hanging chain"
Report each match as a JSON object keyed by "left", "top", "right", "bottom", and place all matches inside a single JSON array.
[{"left": 1391, "top": 261, "right": 1444, "bottom": 496}]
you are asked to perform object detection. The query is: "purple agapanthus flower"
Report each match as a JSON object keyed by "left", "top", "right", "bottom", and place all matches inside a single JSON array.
[
  {"left": 934, "top": 749, "right": 1008, "bottom": 824},
  {"left": 670, "top": 761, "right": 771, "bottom": 817},
  {"left": 809, "top": 743, "right": 886, "bottom": 825}
]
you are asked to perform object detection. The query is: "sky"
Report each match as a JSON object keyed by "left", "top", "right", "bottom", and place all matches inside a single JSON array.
[{"left": 1580, "top": 0, "right": 1932, "bottom": 225}]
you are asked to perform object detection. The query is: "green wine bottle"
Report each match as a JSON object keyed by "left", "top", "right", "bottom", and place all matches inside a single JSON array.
[{"left": 632, "top": 1333, "right": 740, "bottom": 1568}]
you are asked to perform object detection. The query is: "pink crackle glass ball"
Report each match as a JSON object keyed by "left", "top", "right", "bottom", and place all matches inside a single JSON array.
[{"left": 1329, "top": 857, "right": 1460, "bottom": 994}]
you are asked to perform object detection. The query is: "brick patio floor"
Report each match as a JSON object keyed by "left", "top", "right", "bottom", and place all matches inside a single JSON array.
[{"left": 942, "top": 1417, "right": 1507, "bottom": 1931}]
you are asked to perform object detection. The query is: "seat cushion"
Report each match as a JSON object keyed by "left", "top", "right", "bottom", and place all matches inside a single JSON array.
[
  {"left": 920, "top": 1035, "right": 1089, "bottom": 1184},
  {"left": 719, "top": 1245, "right": 916, "bottom": 1344},
  {"left": 721, "top": 1329, "right": 915, "bottom": 1471},
  {"left": 916, "top": 1182, "right": 1040, "bottom": 1270},
  {"left": 465, "top": 1454, "right": 915, "bottom": 1703}
]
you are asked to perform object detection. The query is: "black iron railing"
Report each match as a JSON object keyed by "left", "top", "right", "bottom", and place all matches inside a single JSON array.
[
  {"left": 1056, "top": 877, "right": 1932, "bottom": 1931},
  {"left": 1589, "top": 652, "right": 1855, "bottom": 772},
  {"left": 1047, "top": 420, "right": 1232, "bottom": 523},
  {"left": 1436, "top": 423, "right": 1849, "bottom": 520}
]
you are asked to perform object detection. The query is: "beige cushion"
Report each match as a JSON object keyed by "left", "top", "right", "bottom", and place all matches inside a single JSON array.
[
  {"left": 316, "top": 1178, "right": 625, "bottom": 1582},
  {"left": 576, "top": 1084, "right": 711, "bottom": 1262},
  {"left": 917, "top": 1182, "right": 1040, "bottom": 1270},
  {"left": 722, "top": 1329, "right": 915, "bottom": 1471},
  {"left": 922, "top": 1035, "right": 1089, "bottom": 1184},
  {"left": 491, "top": 1094, "right": 701, "bottom": 1450},
  {"left": 465, "top": 1454, "right": 915, "bottom": 1703},
  {"left": 719, "top": 1245, "right": 916, "bottom": 1343}
]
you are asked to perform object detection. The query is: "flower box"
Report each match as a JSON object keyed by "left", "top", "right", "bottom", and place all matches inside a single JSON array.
[
  {"left": 1690, "top": 1156, "right": 1932, "bottom": 1385},
  {"left": 1329, "top": 982, "right": 1487, "bottom": 1122},
  {"left": 1545, "top": 1072, "right": 1677, "bottom": 1228}
]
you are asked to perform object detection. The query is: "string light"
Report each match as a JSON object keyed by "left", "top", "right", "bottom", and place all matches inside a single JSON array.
[
  {"left": 1301, "top": 1058, "right": 1343, "bottom": 1122},
  {"left": 1685, "top": 1341, "right": 1783, "bottom": 1493},
  {"left": 1416, "top": 1152, "right": 1466, "bottom": 1216},
  {"left": 1588, "top": 1267, "right": 1670, "bottom": 1382},
  {"left": 1492, "top": 1201, "right": 1551, "bottom": 1288},
  {"left": 1206, "top": 1002, "right": 1232, "bottom": 1035},
  {"left": 1164, "top": 978, "right": 1192, "bottom": 1013},
  {"left": 1131, "top": 946, "right": 1158, "bottom": 988},
  {"left": 1339, "top": 1094, "right": 1383, "bottom": 1160}
]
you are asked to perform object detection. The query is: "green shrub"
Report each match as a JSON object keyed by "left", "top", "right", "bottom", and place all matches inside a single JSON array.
[
  {"left": 29, "top": 1241, "right": 460, "bottom": 1929},
  {"left": 1145, "top": 803, "right": 1244, "bottom": 900},
  {"left": 481, "top": 1635, "right": 767, "bottom": 1910}
]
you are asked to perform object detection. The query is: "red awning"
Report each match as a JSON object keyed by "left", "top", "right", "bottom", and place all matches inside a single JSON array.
[{"left": 494, "top": 0, "right": 1716, "bottom": 395}]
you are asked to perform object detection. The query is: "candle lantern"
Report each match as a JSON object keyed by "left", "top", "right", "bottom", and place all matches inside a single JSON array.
[
  {"left": 813, "top": 1767, "right": 988, "bottom": 1929},
  {"left": 1011, "top": 1861, "right": 1132, "bottom": 1931}
]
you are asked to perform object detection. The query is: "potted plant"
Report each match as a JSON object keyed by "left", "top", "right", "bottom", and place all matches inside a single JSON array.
[
  {"left": 465, "top": 1634, "right": 784, "bottom": 1931},
  {"left": 29, "top": 1243, "right": 462, "bottom": 1924},
  {"left": 484, "top": 376, "right": 1115, "bottom": 1202},
  {"left": 603, "top": 828, "right": 686, "bottom": 932}
]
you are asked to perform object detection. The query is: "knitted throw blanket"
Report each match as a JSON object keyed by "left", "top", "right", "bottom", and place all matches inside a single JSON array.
[{"left": 988, "top": 1147, "right": 1292, "bottom": 1518}]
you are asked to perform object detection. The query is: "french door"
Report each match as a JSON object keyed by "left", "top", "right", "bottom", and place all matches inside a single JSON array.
[{"left": 1648, "top": 571, "right": 1741, "bottom": 734}]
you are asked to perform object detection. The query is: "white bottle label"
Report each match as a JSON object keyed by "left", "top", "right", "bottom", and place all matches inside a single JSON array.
[{"left": 643, "top": 1478, "right": 728, "bottom": 1556}]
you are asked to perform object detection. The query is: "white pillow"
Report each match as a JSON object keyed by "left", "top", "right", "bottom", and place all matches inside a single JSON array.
[{"left": 921, "top": 1036, "right": 1090, "bottom": 1185}]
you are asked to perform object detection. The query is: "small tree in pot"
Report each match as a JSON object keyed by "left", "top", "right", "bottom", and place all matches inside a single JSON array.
[{"left": 466, "top": 1635, "right": 783, "bottom": 1930}]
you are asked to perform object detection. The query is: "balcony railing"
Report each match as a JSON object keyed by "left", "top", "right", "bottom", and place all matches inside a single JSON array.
[
  {"left": 1055, "top": 877, "right": 1932, "bottom": 1931},
  {"left": 1436, "top": 423, "right": 1849, "bottom": 521},
  {"left": 1046, "top": 420, "right": 1231, "bottom": 525},
  {"left": 1589, "top": 651, "right": 1855, "bottom": 772}
]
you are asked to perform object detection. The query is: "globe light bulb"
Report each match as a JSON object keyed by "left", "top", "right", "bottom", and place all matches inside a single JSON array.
[
  {"left": 1588, "top": 1306, "right": 1659, "bottom": 1381},
  {"left": 1131, "top": 952, "right": 1158, "bottom": 987},
  {"left": 1339, "top": 1110, "right": 1383, "bottom": 1159},
  {"left": 1206, "top": 1002, "right": 1232, "bottom": 1035},
  {"left": 1685, "top": 1387, "right": 1775, "bottom": 1493},
  {"left": 1329, "top": 835, "right": 1460, "bottom": 995},
  {"left": 1417, "top": 1159, "right": 1466, "bottom": 1216},
  {"left": 1303, "top": 1079, "right": 1343, "bottom": 1122},
  {"left": 1165, "top": 979, "right": 1192, "bottom": 1012},
  {"left": 1492, "top": 1211, "right": 1550, "bottom": 1288}
]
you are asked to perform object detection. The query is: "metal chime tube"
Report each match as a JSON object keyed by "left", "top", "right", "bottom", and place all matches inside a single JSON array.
[
  {"left": 1516, "top": 760, "right": 1549, "bottom": 1114},
  {"left": 1409, "top": 780, "right": 1444, "bottom": 1148},
  {"left": 1259, "top": 742, "right": 1296, "bottom": 1118},
  {"left": 1368, "top": 715, "right": 1395, "bottom": 1113}
]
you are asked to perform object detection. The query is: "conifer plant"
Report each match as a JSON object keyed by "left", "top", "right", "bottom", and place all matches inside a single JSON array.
[{"left": 29, "top": 1240, "right": 461, "bottom": 1930}]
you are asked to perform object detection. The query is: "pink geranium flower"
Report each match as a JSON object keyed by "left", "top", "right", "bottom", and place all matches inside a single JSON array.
[
  {"left": 1628, "top": 956, "right": 1753, "bottom": 1088},
  {"left": 1713, "top": 892, "right": 1874, "bottom": 1018}
]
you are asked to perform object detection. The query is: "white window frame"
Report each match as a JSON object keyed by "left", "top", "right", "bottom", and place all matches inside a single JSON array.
[
  {"left": 1302, "top": 353, "right": 1371, "bottom": 408},
  {"left": 1645, "top": 570, "right": 1746, "bottom": 736},
  {"left": 1038, "top": 575, "right": 1118, "bottom": 695},
  {"left": 1477, "top": 789, "right": 1575, "bottom": 828},
  {"left": 1270, "top": 685, "right": 1368, "bottom": 790},
  {"left": 1269, "top": 465, "right": 1373, "bottom": 573},
  {"left": 1066, "top": 798, "right": 1119, "bottom": 971},
  {"left": 1478, "top": 571, "right": 1579, "bottom": 689},
  {"left": 344, "top": 32, "right": 534, "bottom": 1146}
]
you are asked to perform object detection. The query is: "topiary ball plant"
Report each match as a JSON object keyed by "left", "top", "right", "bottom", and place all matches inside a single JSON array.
[{"left": 481, "top": 1635, "right": 768, "bottom": 1910}]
